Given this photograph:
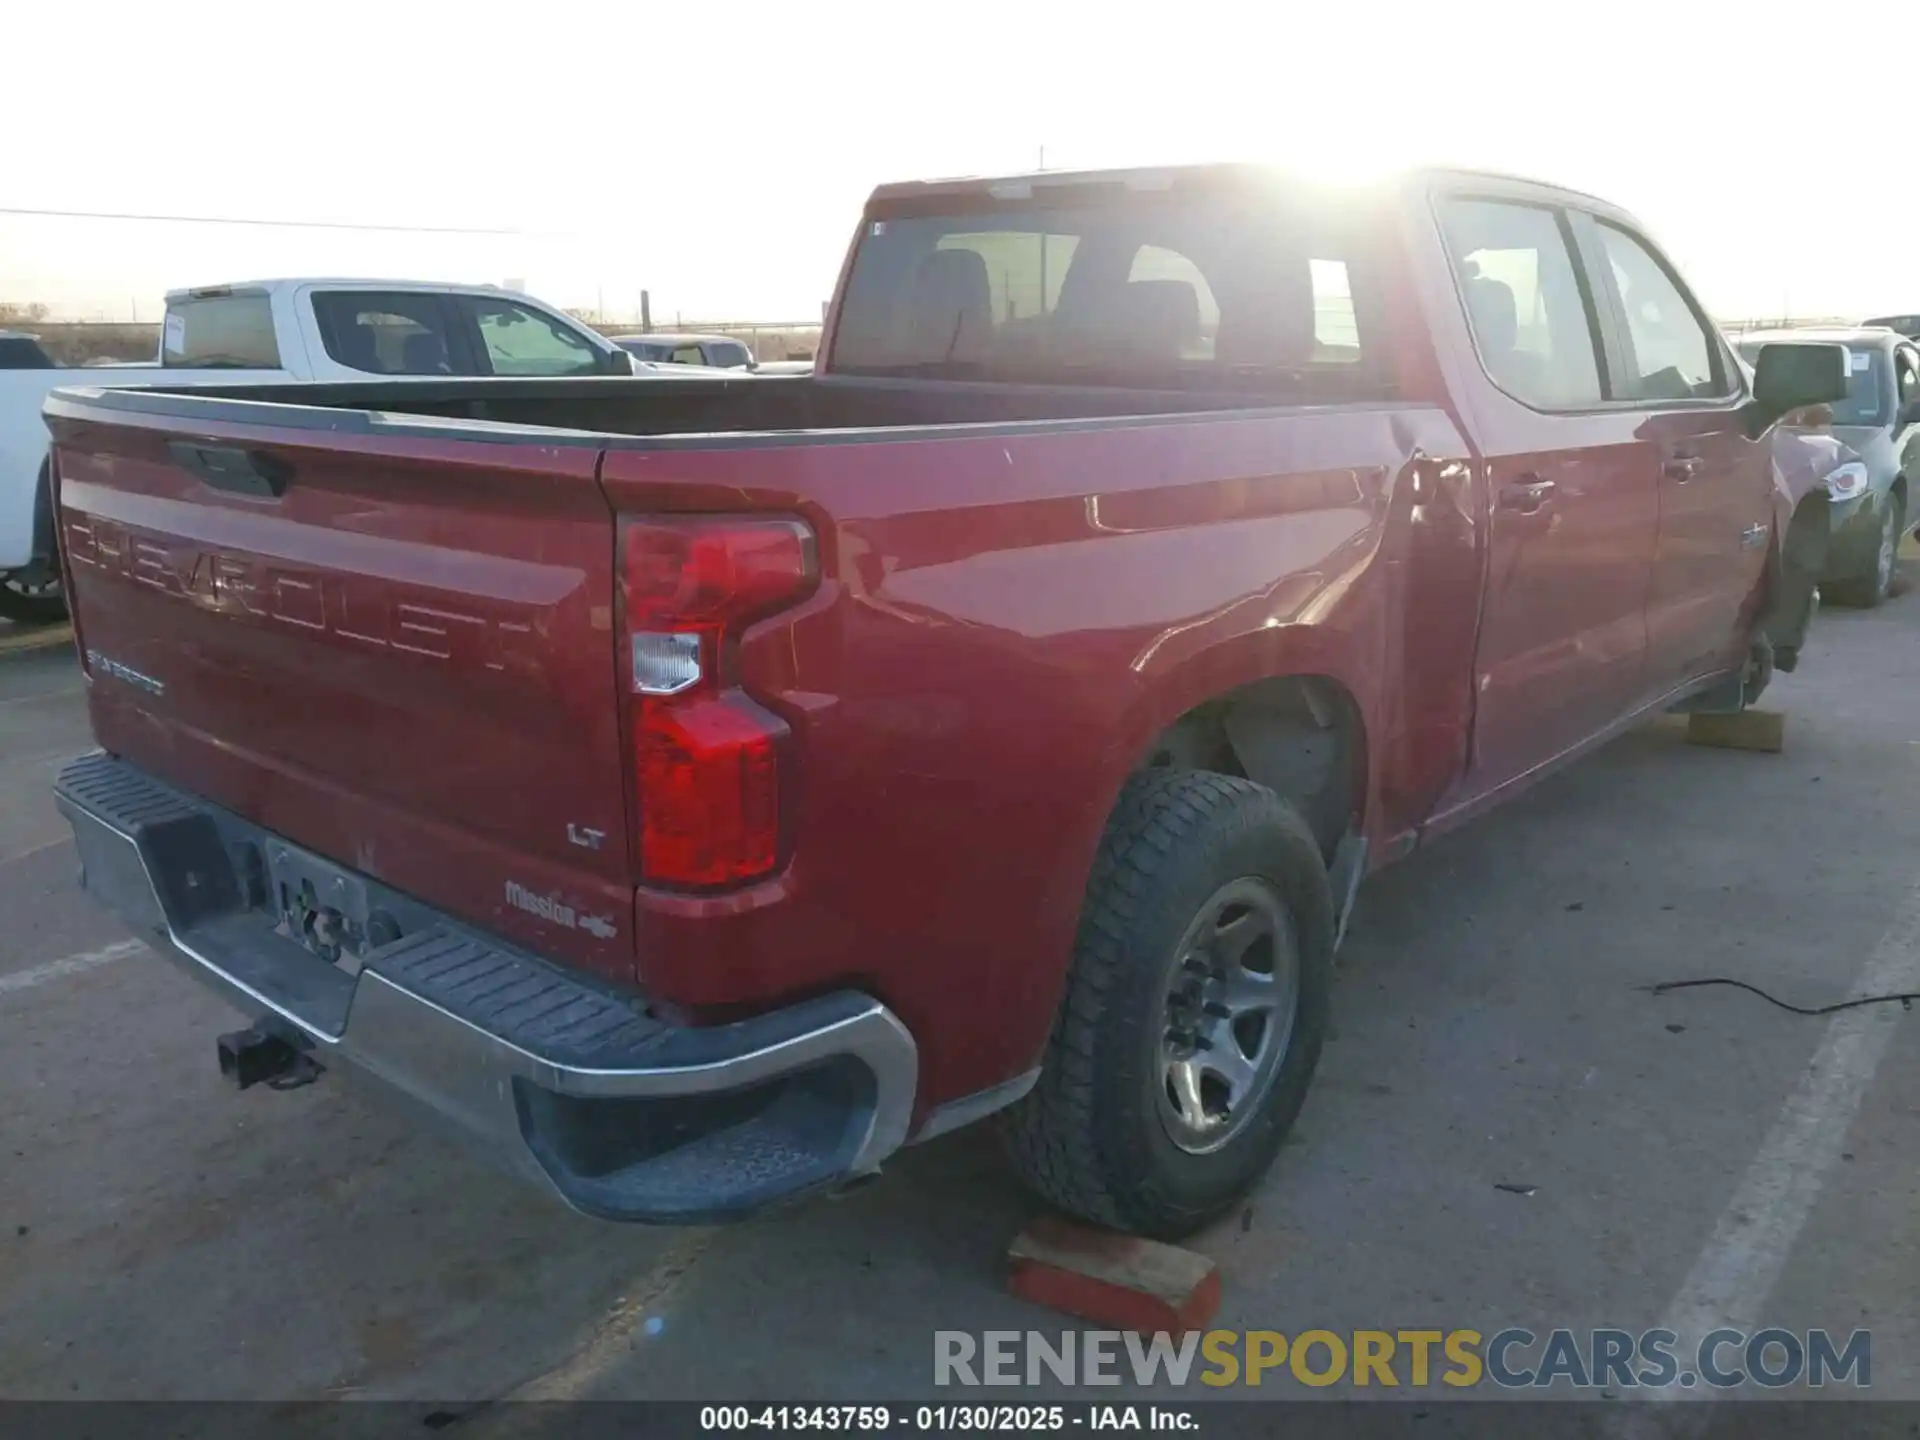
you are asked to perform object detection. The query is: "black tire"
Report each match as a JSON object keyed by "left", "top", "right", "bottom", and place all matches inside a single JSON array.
[
  {"left": 1000, "top": 768, "right": 1334, "bottom": 1239},
  {"left": 0, "top": 571, "right": 66, "bottom": 626},
  {"left": 1824, "top": 494, "right": 1903, "bottom": 609}
]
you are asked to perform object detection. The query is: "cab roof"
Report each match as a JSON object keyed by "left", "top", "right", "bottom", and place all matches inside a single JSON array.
[
  {"left": 164, "top": 278, "right": 520, "bottom": 303},
  {"left": 865, "top": 161, "right": 1616, "bottom": 212}
]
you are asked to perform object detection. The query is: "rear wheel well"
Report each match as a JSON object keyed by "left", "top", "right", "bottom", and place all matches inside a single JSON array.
[{"left": 1137, "top": 676, "right": 1363, "bottom": 860}]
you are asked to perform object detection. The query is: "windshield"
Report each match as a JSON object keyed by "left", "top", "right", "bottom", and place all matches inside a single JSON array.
[
  {"left": 830, "top": 182, "right": 1388, "bottom": 395},
  {"left": 1737, "top": 339, "right": 1889, "bottom": 426}
]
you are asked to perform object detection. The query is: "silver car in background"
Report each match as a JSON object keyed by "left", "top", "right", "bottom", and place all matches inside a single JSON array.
[
  {"left": 610, "top": 332, "right": 756, "bottom": 369},
  {"left": 1733, "top": 328, "right": 1919, "bottom": 607}
]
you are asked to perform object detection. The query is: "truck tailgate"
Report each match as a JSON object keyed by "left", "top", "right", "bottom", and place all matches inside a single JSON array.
[{"left": 46, "top": 398, "right": 634, "bottom": 981}]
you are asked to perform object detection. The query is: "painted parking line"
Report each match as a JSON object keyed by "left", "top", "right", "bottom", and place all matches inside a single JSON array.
[
  {"left": 0, "top": 623, "right": 75, "bottom": 659},
  {"left": 0, "top": 938, "right": 145, "bottom": 998},
  {"left": 499, "top": 1229, "right": 714, "bottom": 1404},
  {"left": 0, "top": 684, "right": 82, "bottom": 711},
  {"left": 1622, "top": 874, "right": 1920, "bottom": 1426},
  {"left": 0, "top": 834, "right": 71, "bottom": 868}
]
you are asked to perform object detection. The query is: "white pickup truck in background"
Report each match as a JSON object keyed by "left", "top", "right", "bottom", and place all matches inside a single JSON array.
[{"left": 0, "top": 278, "right": 644, "bottom": 623}]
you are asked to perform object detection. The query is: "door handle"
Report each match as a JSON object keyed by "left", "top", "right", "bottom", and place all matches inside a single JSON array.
[
  {"left": 1663, "top": 455, "right": 1704, "bottom": 483},
  {"left": 167, "top": 441, "right": 293, "bottom": 498},
  {"left": 1498, "top": 476, "right": 1556, "bottom": 513}
]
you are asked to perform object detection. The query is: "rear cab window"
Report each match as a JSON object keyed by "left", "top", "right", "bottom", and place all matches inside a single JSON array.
[
  {"left": 162, "top": 292, "right": 282, "bottom": 369},
  {"left": 830, "top": 175, "right": 1392, "bottom": 398}
]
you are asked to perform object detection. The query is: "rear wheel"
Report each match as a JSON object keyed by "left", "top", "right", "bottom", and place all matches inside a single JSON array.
[
  {"left": 0, "top": 567, "right": 66, "bottom": 626},
  {"left": 1825, "top": 496, "right": 1903, "bottom": 609},
  {"left": 1000, "top": 769, "right": 1334, "bottom": 1239}
]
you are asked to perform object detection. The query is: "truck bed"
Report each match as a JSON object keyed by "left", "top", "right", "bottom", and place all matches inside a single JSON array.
[{"left": 57, "top": 370, "right": 1386, "bottom": 444}]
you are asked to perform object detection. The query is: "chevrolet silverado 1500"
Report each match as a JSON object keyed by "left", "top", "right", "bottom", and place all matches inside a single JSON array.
[{"left": 45, "top": 166, "right": 1845, "bottom": 1238}]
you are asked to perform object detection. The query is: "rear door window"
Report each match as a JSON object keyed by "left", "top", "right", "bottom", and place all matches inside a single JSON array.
[
  {"left": 312, "top": 291, "right": 462, "bottom": 375},
  {"left": 1437, "top": 198, "right": 1605, "bottom": 409},
  {"left": 464, "top": 297, "right": 605, "bottom": 376},
  {"left": 706, "top": 340, "right": 753, "bottom": 367},
  {"left": 668, "top": 343, "right": 707, "bottom": 366},
  {"left": 162, "top": 293, "right": 282, "bottom": 369}
]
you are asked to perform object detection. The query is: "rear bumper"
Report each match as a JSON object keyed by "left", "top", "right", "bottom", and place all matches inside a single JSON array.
[{"left": 53, "top": 753, "right": 918, "bottom": 1224}]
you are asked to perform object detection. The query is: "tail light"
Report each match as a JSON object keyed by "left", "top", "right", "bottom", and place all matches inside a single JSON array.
[{"left": 619, "top": 517, "right": 816, "bottom": 888}]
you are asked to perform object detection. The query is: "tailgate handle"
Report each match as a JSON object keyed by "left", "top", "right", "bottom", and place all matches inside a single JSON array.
[{"left": 168, "top": 441, "right": 293, "bottom": 499}]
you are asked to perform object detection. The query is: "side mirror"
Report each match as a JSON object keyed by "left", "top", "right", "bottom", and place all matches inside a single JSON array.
[
  {"left": 605, "top": 347, "right": 637, "bottom": 376},
  {"left": 1750, "top": 342, "right": 1849, "bottom": 428}
]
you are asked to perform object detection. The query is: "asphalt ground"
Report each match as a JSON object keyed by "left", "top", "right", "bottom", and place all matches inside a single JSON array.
[{"left": 3, "top": 554, "right": 1919, "bottom": 1419}]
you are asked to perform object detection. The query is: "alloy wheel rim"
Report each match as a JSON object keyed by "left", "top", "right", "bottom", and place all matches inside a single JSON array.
[
  {"left": 1155, "top": 876, "right": 1300, "bottom": 1155},
  {"left": 1878, "top": 510, "right": 1897, "bottom": 592}
]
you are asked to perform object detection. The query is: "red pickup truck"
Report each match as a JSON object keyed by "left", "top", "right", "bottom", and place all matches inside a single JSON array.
[{"left": 45, "top": 166, "right": 1844, "bottom": 1239}]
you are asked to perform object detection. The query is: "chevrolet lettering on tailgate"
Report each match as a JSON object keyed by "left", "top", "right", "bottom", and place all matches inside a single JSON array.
[{"left": 62, "top": 511, "right": 551, "bottom": 676}]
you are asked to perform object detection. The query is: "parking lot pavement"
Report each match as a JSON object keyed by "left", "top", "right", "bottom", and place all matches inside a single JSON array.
[{"left": 3, "top": 564, "right": 1918, "bottom": 1407}]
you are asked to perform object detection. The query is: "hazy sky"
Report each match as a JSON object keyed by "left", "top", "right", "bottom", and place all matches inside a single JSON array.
[{"left": 4, "top": 0, "right": 1910, "bottom": 324}]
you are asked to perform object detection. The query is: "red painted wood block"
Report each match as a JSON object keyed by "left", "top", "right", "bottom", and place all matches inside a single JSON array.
[{"left": 1007, "top": 1216, "right": 1221, "bottom": 1333}]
